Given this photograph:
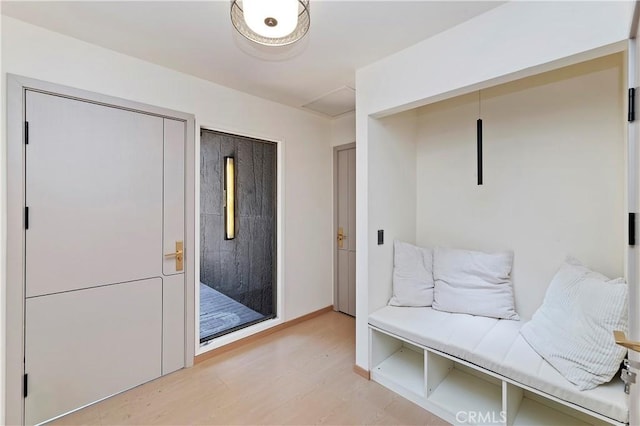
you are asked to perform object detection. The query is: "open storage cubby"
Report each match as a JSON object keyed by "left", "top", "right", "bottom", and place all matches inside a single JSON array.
[
  {"left": 370, "top": 327, "right": 425, "bottom": 406},
  {"left": 369, "top": 326, "right": 618, "bottom": 426},
  {"left": 427, "top": 355, "right": 502, "bottom": 423}
]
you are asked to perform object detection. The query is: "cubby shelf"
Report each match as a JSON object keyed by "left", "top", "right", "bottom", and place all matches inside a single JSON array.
[
  {"left": 369, "top": 327, "right": 619, "bottom": 426},
  {"left": 372, "top": 346, "right": 424, "bottom": 398},
  {"left": 428, "top": 368, "right": 503, "bottom": 422},
  {"left": 513, "top": 398, "right": 591, "bottom": 426}
]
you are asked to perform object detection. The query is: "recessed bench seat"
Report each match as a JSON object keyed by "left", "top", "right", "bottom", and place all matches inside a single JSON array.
[{"left": 369, "top": 306, "right": 628, "bottom": 424}]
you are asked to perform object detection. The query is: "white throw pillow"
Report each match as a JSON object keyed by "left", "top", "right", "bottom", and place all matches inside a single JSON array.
[
  {"left": 388, "top": 241, "right": 434, "bottom": 307},
  {"left": 432, "top": 247, "right": 519, "bottom": 320},
  {"left": 520, "top": 259, "right": 628, "bottom": 390}
]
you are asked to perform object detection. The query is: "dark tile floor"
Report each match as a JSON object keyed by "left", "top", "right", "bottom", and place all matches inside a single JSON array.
[{"left": 199, "top": 283, "right": 265, "bottom": 342}]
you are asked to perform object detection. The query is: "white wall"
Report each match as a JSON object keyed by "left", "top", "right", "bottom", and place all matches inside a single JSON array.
[
  {"left": 367, "top": 111, "right": 417, "bottom": 314},
  {"left": 331, "top": 111, "right": 355, "bottom": 147},
  {"left": 0, "top": 14, "right": 5, "bottom": 424},
  {"left": 356, "top": 1, "right": 634, "bottom": 370},
  {"left": 357, "top": 1, "right": 633, "bottom": 117},
  {"left": 416, "top": 54, "right": 625, "bottom": 320},
  {"left": 0, "top": 16, "right": 334, "bottom": 422}
]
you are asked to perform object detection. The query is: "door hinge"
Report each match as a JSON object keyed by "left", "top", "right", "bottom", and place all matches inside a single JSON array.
[
  {"left": 25, "top": 207, "right": 29, "bottom": 230},
  {"left": 25, "top": 121, "right": 29, "bottom": 144},
  {"left": 629, "top": 88, "right": 636, "bottom": 122},
  {"left": 23, "top": 373, "right": 28, "bottom": 398},
  {"left": 630, "top": 212, "right": 636, "bottom": 246}
]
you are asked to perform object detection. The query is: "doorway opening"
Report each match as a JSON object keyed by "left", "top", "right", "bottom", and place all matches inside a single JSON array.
[{"left": 199, "top": 129, "right": 277, "bottom": 343}]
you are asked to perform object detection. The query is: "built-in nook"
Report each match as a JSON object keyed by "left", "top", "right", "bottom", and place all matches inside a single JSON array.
[
  {"left": 415, "top": 53, "right": 625, "bottom": 319},
  {"left": 366, "top": 52, "right": 625, "bottom": 319},
  {"left": 364, "top": 52, "right": 628, "bottom": 425}
]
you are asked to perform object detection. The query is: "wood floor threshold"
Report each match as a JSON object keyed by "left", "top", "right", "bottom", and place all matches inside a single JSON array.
[
  {"left": 353, "top": 364, "right": 370, "bottom": 380},
  {"left": 194, "top": 305, "right": 334, "bottom": 364}
]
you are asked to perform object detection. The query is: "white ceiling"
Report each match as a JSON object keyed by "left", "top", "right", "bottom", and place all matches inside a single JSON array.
[{"left": 1, "top": 1, "right": 503, "bottom": 116}]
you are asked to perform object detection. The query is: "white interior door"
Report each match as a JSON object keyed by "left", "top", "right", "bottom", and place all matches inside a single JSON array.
[
  {"left": 337, "top": 146, "right": 356, "bottom": 316},
  {"left": 24, "top": 91, "right": 185, "bottom": 425}
]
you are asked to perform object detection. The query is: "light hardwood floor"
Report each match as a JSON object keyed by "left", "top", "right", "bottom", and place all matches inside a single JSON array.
[{"left": 51, "top": 311, "right": 448, "bottom": 425}]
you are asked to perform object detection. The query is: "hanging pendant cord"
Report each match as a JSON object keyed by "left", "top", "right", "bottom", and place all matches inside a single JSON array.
[{"left": 477, "top": 90, "right": 483, "bottom": 185}]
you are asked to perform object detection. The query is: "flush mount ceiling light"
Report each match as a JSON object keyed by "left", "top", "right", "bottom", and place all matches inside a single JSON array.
[{"left": 231, "top": 0, "right": 310, "bottom": 47}]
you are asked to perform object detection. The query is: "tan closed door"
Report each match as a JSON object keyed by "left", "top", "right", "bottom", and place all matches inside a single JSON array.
[
  {"left": 336, "top": 146, "right": 356, "bottom": 316},
  {"left": 24, "top": 91, "right": 186, "bottom": 425}
]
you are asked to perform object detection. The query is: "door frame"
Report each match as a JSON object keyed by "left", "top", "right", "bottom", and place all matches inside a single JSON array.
[
  {"left": 5, "top": 74, "right": 196, "bottom": 425},
  {"left": 333, "top": 142, "right": 356, "bottom": 313},
  {"left": 196, "top": 125, "right": 285, "bottom": 354}
]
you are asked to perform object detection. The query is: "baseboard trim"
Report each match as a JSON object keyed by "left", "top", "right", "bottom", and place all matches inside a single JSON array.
[
  {"left": 353, "top": 364, "right": 370, "bottom": 380},
  {"left": 194, "top": 305, "right": 334, "bottom": 364}
]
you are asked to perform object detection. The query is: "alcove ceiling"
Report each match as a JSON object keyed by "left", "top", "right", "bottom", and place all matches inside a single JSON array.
[{"left": 1, "top": 1, "right": 503, "bottom": 117}]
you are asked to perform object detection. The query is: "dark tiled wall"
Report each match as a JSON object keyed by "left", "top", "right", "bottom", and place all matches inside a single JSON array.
[{"left": 200, "top": 130, "right": 277, "bottom": 316}]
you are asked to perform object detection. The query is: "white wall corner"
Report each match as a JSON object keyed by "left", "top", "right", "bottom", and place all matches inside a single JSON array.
[
  {"left": 330, "top": 111, "right": 356, "bottom": 148},
  {"left": 354, "top": 87, "right": 369, "bottom": 370}
]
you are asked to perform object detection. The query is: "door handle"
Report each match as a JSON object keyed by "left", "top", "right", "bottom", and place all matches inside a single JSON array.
[
  {"left": 337, "top": 227, "right": 347, "bottom": 248},
  {"left": 164, "top": 241, "right": 184, "bottom": 271}
]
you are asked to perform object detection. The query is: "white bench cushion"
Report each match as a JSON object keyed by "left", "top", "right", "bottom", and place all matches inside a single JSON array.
[{"left": 368, "top": 306, "right": 628, "bottom": 424}]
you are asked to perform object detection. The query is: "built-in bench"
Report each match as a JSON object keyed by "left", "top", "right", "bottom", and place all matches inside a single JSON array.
[{"left": 368, "top": 306, "right": 628, "bottom": 426}]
